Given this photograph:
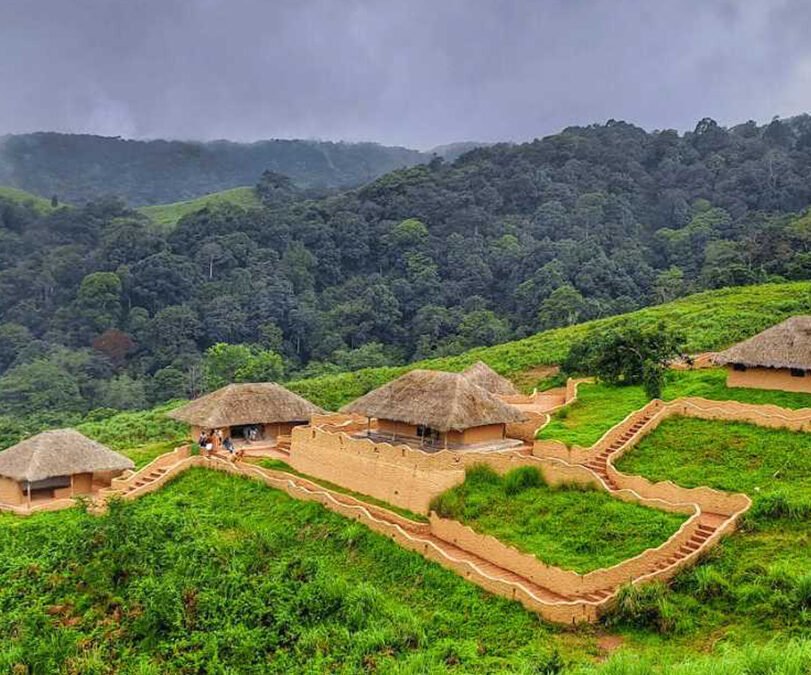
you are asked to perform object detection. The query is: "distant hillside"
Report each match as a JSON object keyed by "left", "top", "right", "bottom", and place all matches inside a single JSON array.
[
  {"left": 0, "top": 185, "right": 57, "bottom": 213},
  {"left": 0, "top": 133, "right": 428, "bottom": 205},
  {"left": 428, "top": 141, "right": 492, "bottom": 161},
  {"left": 138, "top": 186, "right": 260, "bottom": 230}
]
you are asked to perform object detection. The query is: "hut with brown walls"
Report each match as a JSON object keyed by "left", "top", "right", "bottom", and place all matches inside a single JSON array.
[
  {"left": 0, "top": 430, "right": 134, "bottom": 507},
  {"left": 713, "top": 316, "right": 811, "bottom": 393},
  {"left": 168, "top": 382, "right": 324, "bottom": 446},
  {"left": 341, "top": 369, "right": 525, "bottom": 451},
  {"left": 461, "top": 361, "right": 519, "bottom": 396}
]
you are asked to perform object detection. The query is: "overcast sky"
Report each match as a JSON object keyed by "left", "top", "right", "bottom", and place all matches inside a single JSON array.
[{"left": 2, "top": 0, "right": 811, "bottom": 148}]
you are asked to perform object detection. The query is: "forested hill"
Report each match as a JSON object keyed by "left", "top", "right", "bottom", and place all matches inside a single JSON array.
[
  {"left": 0, "top": 133, "right": 428, "bottom": 205},
  {"left": 1, "top": 115, "right": 811, "bottom": 424}
]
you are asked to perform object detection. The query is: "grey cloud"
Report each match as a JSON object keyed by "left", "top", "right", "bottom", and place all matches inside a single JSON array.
[{"left": 1, "top": 0, "right": 811, "bottom": 148}]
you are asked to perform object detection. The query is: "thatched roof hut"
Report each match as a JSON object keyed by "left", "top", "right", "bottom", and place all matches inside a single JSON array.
[
  {"left": 168, "top": 383, "right": 323, "bottom": 428},
  {"left": 713, "top": 316, "right": 811, "bottom": 370},
  {"left": 461, "top": 361, "right": 519, "bottom": 396},
  {"left": 0, "top": 430, "right": 134, "bottom": 483},
  {"left": 341, "top": 369, "right": 524, "bottom": 432}
]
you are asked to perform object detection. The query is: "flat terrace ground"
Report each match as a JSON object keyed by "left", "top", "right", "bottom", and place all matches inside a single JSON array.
[
  {"left": 430, "top": 466, "right": 687, "bottom": 574},
  {"left": 538, "top": 368, "right": 811, "bottom": 448},
  {"left": 615, "top": 417, "right": 811, "bottom": 504}
]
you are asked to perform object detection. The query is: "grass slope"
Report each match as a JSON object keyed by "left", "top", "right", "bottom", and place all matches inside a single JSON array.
[
  {"left": 0, "top": 469, "right": 585, "bottom": 673},
  {"left": 286, "top": 282, "right": 811, "bottom": 409},
  {"left": 431, "top": 466, "right": 686, "bottom": 573},
  {"left": 0, "top": 185, "right": 57, "bottom": 212},
  {"left": 139, "top": 186, "right": 259, "bottom": 230},
  {"left": 0, "top": 466, "right": 806, "bottom": 672},
  {"left": 539, "top": 368, "right": 811, "bottom": 448}
]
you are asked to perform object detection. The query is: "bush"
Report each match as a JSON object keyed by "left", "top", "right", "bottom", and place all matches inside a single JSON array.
[
  {"left": 503, "top": 466, "right": 544, "bottom": 495},
  {"left": 605, "top": 582, "right": 683, "bottom": 634},
  {"left": 750, "top": 492, "right": 811, "bottom": 521}
]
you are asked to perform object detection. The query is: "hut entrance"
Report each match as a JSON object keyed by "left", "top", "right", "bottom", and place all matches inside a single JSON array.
[
  {"left": 23, "top": 475, "right": 70, "bottom": 502},
  {"left": 231, "top": 424, "right": 264, "bottom": 444},
  {"left": 416, "top": 425, "right": 443, "bottom": 448}
]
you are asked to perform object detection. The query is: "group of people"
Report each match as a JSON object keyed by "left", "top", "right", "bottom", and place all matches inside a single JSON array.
[{"left": 197, "top": 429, "right": 244, "bottom": 461}]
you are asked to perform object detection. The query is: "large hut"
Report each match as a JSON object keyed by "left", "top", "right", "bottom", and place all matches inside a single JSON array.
[
  {"left": 168, "top": 382, "right": 324, "bottom": 444},
  {"left": 0, "top": 429, "right": 134, "bottom": 506},
  {"left": 341, "top": 369, "right": 525, "bottom": 451},
  {"left": 712, "top": 316, "right": 811, "bottom": 393},
  {"left": 461, "top": 361, "right": 519, "bottom": 396}
]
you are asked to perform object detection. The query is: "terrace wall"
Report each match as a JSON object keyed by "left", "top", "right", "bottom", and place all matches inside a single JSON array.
[{"left": 288, "top": 426, "right": 467, "bottom": 514}]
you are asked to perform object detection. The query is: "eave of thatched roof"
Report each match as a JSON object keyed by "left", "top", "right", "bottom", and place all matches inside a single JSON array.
[
  {"left": 0, "top": 429, "right": 134, "bottom": 483},
  {"left": 167, "top": 382, "right": 324, "bottom": 428},
  {"left": 461, "top": 361, "right": 519, "bottom": 396},
  {"left": 340, "top": 369, "right": 525, "bottom": 432},
  {"left": 712, "top": 316, "right": 811, "bottom": 370}
]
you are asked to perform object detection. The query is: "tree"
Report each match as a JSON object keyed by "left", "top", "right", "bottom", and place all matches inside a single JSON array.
[
  {"left": 75, "top": 272, "right": 123, "bottom": 333},
  {"left": 147, "top": 367, "right": 189, "bottom": 404},
  {"left": 537, "top": 285, "right": 585, "bottom": 329},
  {"left": 96, "top": 375, "right": 147, "bottom": 410},
  {"left": 563, "top": 322, "right": 688, "bottom": 399},
  {"left": 202, "top": 343, "right": 285, "bottom": 391},
  {"left": 0, "top": 358, "right": 85, "bottom": 416},
  {"left": 0, "top": 323, "right": 31, "bottom": 373},
  {"left": 652, "top": 267, "right": 684, "bottom": 304}
]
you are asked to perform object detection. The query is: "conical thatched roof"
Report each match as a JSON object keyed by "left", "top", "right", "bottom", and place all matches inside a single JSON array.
[
  {"left": 461, "top": 361, "right": 519, "bottom": 396},
  {"left": 0, "top": 429, "right": 134, "bottom": 483},
  {"left": 713, "top": 316, "right": 811, "bottom": 370},
  {"left": 341, "top": 369, "right": 525, "bottom": 432},
  {"left": 168, "top": 383, "right": 324, "bottom": 428}
]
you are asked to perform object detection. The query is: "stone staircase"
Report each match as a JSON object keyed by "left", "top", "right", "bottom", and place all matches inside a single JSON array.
[
  {"left": 275, "top": 435, "right": 292, "bottom": 453},
  {"left": 582, "top": 408, "right": 659, "bottom": 489},
  {"left": 646, "top": 513, "right": 726, "bottom": 572},
  {"left": 120, "top": 466, "right": 171, "bottom": 495}
]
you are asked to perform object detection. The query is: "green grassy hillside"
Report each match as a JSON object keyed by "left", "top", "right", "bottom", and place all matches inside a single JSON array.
[
  {"left": 286, "top": 281, "right": 811, "bottom": 409},
  {"left": 0, "top": 185, "right": 57, "bottom": 212},
  {"left": 138, "top": 186, "right": 260, "bottom": 230}
]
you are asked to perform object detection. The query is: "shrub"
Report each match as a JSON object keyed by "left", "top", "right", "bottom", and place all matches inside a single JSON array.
[
  {"left": 605, "top": 582, "right": 681, "bottom": 634},
  {"left": 503, "top": 466, "right": 544, "bottom": 495},
  {"left": 750, "top": 492, "right": 811, "bottom": 521},
  {"left": 690, "top": 566, "right": 731, "bottom": 601}
]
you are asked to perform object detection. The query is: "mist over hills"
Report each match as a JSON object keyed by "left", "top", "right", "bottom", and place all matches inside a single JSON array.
[{"left": 0, "top": 132, "right": 435, "bottom": 205}]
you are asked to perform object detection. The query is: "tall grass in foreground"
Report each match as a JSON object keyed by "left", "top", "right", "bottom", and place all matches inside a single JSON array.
[{"left": 570, "top": 639, "right": 811, "bottom": 674}]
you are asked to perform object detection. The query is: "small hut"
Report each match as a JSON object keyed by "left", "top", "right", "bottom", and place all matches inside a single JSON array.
[
  {"left": 0, "top": 429, "right": 134, "bottom": 507},
  {"left": 168, "top": 382, "right": 324, "bottom": 444},
  {"left": 712, "top": 316, "right": 811, "bottom": 393},
  {"left": 461, "top": 361, "right": 519, "bottom": 396},
  {"left": 341, "top": 369, "right": 525, "bottom": 451}
]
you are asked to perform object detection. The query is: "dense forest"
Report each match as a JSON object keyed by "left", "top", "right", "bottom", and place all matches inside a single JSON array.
[
  {"left": 2, "top": 116, "right": 811, "bottom": 424},
  {"left": 0, "top": 133, "right": 429, "bottom": 204}
]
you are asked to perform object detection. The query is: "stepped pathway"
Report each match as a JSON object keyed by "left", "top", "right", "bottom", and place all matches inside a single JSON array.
[
  {"left": 561, "top": 402, "right": 733, "bottom": 586},
  {"left": 581, "top": 408, "right": 660, "bottom": 489},
  {"left": 120, "top": 466, "right": 170, "bottom": 495}
]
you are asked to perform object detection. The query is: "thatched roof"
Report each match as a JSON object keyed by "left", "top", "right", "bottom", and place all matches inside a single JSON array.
[
  {"left": 0, "top": 430, "right": 134, "bottom": 483},
  {"left": 713, "top": 316, "right": 811, "bottom": 370},
  {"left": 341, "top": 369, "right": 525, "bottom": 432},
  {"left": 461, "top": 361, "right": 519, "bottom": 396},
  {"left": 168, "top": 383, "right": 324, "bottom": 428}
]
